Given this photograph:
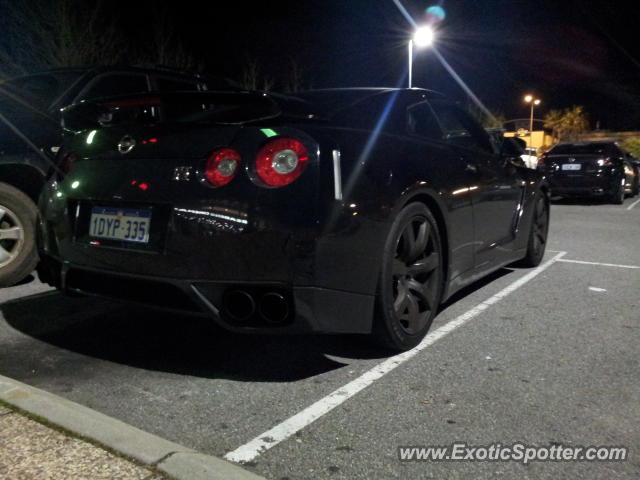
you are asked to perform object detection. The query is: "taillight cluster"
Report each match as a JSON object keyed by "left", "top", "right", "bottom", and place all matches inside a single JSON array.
[
  {"left": 205, "top": 148, "right": 240, "bottom": 187},
  {"left": 204, "top": 137, "right": 308, "bottom": 188}
]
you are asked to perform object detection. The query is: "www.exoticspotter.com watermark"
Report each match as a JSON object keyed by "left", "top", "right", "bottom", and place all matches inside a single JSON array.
[{"left": 398, "top": 443, "right": 628, "bottom": 464}]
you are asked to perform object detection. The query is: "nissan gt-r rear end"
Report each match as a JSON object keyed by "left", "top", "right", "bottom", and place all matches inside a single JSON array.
[{"left": 38, "top": 91, "right": 375, "bottom": 336}]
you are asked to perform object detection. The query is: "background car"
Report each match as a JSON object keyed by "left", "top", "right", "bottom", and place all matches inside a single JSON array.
[
  {"left": 624, "top": 152, "right": 640, "bottom": 197},
  {"left": 0, "top": 65, "right": 238, "bottom": 286},
  {"left": 537, "top": 141, "right": 634, "bottom": 204},
  {"left": 521, "top": 147, "right": 538, "bottom": 169},
  {"left": 37, "top": 88, "right": 549, "bottom": 351}
]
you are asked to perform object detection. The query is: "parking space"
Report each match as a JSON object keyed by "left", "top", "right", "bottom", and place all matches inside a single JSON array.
[{"left": 0, "top": 198, "right": 638, "bottom": 479}]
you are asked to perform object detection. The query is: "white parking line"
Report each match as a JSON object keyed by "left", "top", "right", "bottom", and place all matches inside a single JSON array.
[
  {"left": 627, "top": 197, "right": 640, "bottom": 211},
  {"left": 557, "top": 258, "right": 640, "bottom": 269},
  {"left": 223, "top": 251, "right": 567, "bottom": 464}
]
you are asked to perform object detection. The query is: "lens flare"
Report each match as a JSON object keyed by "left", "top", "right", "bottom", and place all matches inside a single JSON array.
[{"left": 426, "top": 6, "right": 446, "bottom": 23}]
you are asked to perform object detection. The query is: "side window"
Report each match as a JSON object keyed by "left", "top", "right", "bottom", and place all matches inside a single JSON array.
[
  {"left": 407, "top": 102, "right": 443, "bottom": 140},
  {"left": 79, "top": 74, "right": 149, "bottom": 101},
  {"left": 430, "top": 103, "right": 493, "bottom": 153},
  {"left": 332, "top": 92, "right": 404, "bottom": 132}
]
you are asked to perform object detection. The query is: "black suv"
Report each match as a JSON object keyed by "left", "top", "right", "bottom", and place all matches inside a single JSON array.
[
  {"left": 537, "top": 141, "right": 637, "bottom": 204},
  {"left": 0, "top": 66, "right": 238, "bottom": 286}
]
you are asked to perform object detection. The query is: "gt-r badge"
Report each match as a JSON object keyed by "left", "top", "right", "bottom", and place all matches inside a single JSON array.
[
  {"left": 172, "top": 166, "right": 193, "bottom": 181},
  {"left": 117, "top": 135, "right": 136, "bottom": 154}
]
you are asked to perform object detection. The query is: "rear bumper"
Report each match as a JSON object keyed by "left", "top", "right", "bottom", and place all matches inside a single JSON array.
[
  {"left": 37, "top": 254, "right": 375, "bottom": 334},
  {"left": 546, "top": 173, "right": 619, "bottom": 197}
]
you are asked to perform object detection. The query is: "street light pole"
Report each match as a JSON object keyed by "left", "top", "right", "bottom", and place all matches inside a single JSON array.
[
  {"left": 524, "top": 95, "right": 541, "bottom": 148},
  {"left": 408, "top": 26, "right": 434, "bottom": 89},
  {"left": 408, "top": 39, "right": 413, "bottom": 88}
]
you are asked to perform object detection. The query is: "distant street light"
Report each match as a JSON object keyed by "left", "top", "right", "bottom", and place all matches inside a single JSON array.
[
  {"left": 408, "top": 26, "right": 435, "bottom": 88},
  {"left": 524, "top": 95, "right": 541, "bottom": 144}
]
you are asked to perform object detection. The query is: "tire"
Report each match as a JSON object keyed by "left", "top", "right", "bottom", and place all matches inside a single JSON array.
[
  {"left": 372, "top": 203, "right": 444, "bottom": 351},
  {"left": 610, "top": 179, "right": 625, "bottom": 205},
  {"left": 517, "top": 192, "right": 549, "bottom": 268},
  {"left": 0, "top": 182, "right": 39, "bottom": 287},
  {"left": 633, "top": 177, "right": 640, "bottom": 197}
]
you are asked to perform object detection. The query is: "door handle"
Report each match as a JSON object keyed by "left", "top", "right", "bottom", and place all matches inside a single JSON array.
[{"left": 465, "top": 163, "right": 478, "bottom": 173}]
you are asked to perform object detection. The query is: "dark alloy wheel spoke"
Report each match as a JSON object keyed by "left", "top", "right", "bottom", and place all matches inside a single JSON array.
[
  {"left": 400, "top": 220, "right": 430, "bottom": 264},
  {"left": 394, "top": 281, "right": 410, "bottom": 314},
  {"left": 400, "top": 293, "right": 429, "bottom": 334},
  {"left": 408, "top": 252, "right": 439, "bottom": 276}
]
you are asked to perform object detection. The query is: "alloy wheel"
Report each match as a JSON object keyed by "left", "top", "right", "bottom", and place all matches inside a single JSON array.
[
  {"left": 391, "top": 215, "right": 440, "bottom": 334},
  {"left": 0, "top": 205, "right": 25, "bottom": 269},
  {"left": 530, "top": 196, "right": 548, "bottom": 258}
]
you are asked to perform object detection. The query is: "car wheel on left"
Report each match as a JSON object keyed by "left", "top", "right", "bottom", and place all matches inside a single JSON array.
[
  {"left": 0, "top": 182, "right": 39, "bottom": 287},
  {"left": 610, "top": 179, "right": 625, "bottom": 205},
  {"left": 372, "top": 203, "right": 444, "bottom": 351}
]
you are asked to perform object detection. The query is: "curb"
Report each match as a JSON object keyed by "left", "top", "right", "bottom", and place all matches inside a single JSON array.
[{"left": 0, "top": 374, "right": 265, "bottom": 480}]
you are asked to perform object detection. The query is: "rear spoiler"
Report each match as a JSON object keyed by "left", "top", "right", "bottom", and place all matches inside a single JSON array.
[{"left": 61, "top": 91, "right": 282, "bottom": 132}]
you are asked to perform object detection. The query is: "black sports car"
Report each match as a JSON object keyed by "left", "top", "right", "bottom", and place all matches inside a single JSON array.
[
  {"left": 537, "top": 141, "right": 636, "bottom": 203},
  {"left": 37, "top": 88, "right": 549, "bottom": 351}
]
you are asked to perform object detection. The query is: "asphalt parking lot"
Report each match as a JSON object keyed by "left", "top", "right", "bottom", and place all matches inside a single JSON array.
[{"left": 1, "top": 196, "right": 639, "bottom": 480}]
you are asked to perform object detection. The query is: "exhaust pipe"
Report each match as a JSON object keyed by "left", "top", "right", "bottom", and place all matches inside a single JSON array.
[
  {"left": 258, "top": 292, "right": 290, "bottom": 324},
  {"left": 223, "top": 290, "right": 256, "bottom": 322}
]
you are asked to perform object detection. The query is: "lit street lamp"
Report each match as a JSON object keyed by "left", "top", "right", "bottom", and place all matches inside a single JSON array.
[
  {"left": 408, "top": 26, "right": 435, "bottom": 88},
  {"left": 524, "top": 95, "right": 541, "bottom": 145}
]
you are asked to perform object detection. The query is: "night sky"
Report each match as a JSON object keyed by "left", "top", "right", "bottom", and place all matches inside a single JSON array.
[
  {"left": 16, "top": 0, "right": 640, "bottom": 129},
  {"left": 142, "top": 0, "right": 640, "bottom": 130}
]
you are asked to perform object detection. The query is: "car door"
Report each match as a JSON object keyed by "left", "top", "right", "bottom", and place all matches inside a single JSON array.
[
  {"left": 429, "top": 102, "right": 523, "bottom": 269},
  {"left": 405, "top": 100, "right": 476, "bottom": 279}
]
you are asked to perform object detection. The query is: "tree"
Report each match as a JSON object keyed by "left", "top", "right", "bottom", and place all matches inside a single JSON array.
[
  {"left": 241, "top": 56, "right": 274, "bottom": 92},
  {"left": 139, "top": 4, "right": 203, "bottom": 71},
  {"left": 0, "top": 0, "right": 202, "bottom": 77},
  {"left": 620, "top": 137, "right": 640, "bottom": 157},
  {"left": 543, "top": 106, "right": 589, "bottom": 143},
  {"left": 0, "top": 0, "right": 124, "bottom": 77}
]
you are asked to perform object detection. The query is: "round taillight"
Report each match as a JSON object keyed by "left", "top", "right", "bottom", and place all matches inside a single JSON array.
[
  {"left": 255, "top": 137, "right": 308, "bottom": 187},
  {"left": 205, "top": 148, "right": 240, "bottom": 186}
]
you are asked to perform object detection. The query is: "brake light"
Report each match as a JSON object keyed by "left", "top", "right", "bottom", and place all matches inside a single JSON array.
[
  {"left": 205, "top": 148, "right": 240, "bottom": 187},
  {"left": 58, "top": 151, "right": 77, "bottom": 174},
  {"left": 255, "top": 137, "right": 308, "bottom": 187}
]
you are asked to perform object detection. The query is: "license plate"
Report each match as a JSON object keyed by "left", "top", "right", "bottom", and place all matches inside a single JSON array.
[
  {"left": 89, "top": 207, "right": 151, "bottom": 243},
  {"left": 562, "top": 163, "right": 581, "bottom": 171}
]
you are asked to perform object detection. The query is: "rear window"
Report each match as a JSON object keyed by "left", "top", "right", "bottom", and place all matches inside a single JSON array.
[{"left": 550, "top": 143, "right": 619, "bottom": 155}]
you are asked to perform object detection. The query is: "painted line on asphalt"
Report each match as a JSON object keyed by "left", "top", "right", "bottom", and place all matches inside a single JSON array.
[
  {"left": 224, "top": 251, "right": 568, "bottom": 464},
  {"left": 627, "top": 197, "right": 640, "bottom": 211},
  {"left": 557, "top": 258, "right": 640, "bottom": 269}
]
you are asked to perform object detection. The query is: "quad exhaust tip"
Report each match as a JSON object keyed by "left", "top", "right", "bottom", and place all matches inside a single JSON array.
[
  {"left": 222, "top": 289, "right": 290, "bottom": 324},
  {"left": 223, "top": 290, "right": 256, "bottom": 322},
  {"left": 258, "top": 292, "right": 290, "bottom": 324}
]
